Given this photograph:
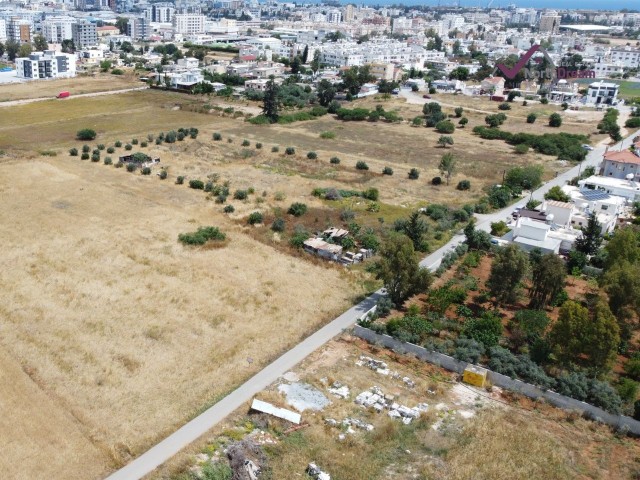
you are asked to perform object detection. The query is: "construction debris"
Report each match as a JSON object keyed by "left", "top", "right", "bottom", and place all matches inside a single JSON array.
[
  {"left": 356, "top": 356, "right": 416, "bottom": 387},
  {"left": 250, "top": 399, "right": 301, "bottom": 425},
  {"left": 327, "top": 381, "right": 350, "bottom": 399},
  {"left": 324, "top": 417, "right": 374, "bottom": 433},
  {"left": 226, "top": 439, "right": 266, "bottom": 480},
  {"left": 307, "top": 462, "right": 331, "bottom": 480},
  {"left": 277, "top": 382, "right": 331, "bottom": 412},
  {"left": 354, "top": 387, "right": 428, "bottom": 424}
]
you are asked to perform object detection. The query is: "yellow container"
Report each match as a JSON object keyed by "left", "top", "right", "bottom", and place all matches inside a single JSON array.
[{"left": 463, "top": 365, "right": 488, "bottom": 388}]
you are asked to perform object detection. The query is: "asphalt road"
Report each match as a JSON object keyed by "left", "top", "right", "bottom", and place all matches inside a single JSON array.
[{"left": 106, "top": 124, "right": 639, "bottom": 480}]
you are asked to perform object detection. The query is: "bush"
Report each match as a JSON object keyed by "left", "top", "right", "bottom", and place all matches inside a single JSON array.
[
  {"left": 548, "top": 113, "right": 562, "bottom": 127},
  {"left": 104, "top": 157, "right": 112, "bottom": 165},
  {"left": 320, "top": 131, "right": 336, "bottom": 139},
  {"left": 242, "top": 139, "right": 250, "bottom": 147},
  {"left": 454, "top": 107, "right": 464, "bottom": 118},
  {"left": 431, "top": 176, "right": 442, "bottom": 185},
  {"left": 362, "top": 187, "right": 379, "bottom": 201},
  {"left": 125, "top": 144, "right": 132, "bottom": 151},
  {"left": 97, "top": 144, "right": 105, "bottom": 151},
  {"left": 81, "top": 153, "right": 90, "bottom": 160},
  {"left": 178, "top": 226, "right": 226, "bottom": 246},
  {"left": 155, "top": 138, "right": 162, "bottom": 145},
  {"left": 91, "top": 153, "right": 100, "bottom": 162},
  {"left": 498, "top": 102, "right": 511, "bottom": 110},
  {"left": 176, "top": 176, "right": 185, "bottom": 185},
  {"left": 189, "top": 179, "right": 204, "bottom": 190},
  {"left": 82, "top": 145, "right": 91, "bottom": 153},
  {"left": 69, "top": 147, "right": 78, "bottom": 156},
  {"left": 141, "top": 141, "right": 148, "bottom": 148},
  {"left": 408, "top": 168, "right": 420, "bottom": 180},
  {"left": 288, "top": 202, "right": 308, "bottom": 217},
  {"left": 540, "top": 97, "right": 549, "bottom": 105},
  {"left": 453, "top": 338, "right": 485, "bottom": 363},
  {"left": 159, "top": 169, "right": 167, "bottom": 179},
  {"left": 307, "top": 151, "right": 317, "bottom": 159},
  {"left": 625, "top": 117, "right": 640, "bottom": 128},
  {"left": 92, "top": 149, "right": 100, "bottom": 155},
  {"left": 132, "top": 139, "right": 138, "bottom": 145},
  {"left": 382, "top": 166, "right": 393, "bottom": 175},
  {"left": 255, "top": 142, "right": 262, "bottom": 149},
  {"left": 271, "top": 146, "right": 279, "bottom": 153},
  {"left": 435, "top": 120, "right": 455, "bottom": 134},
  {"left": 223, "top": 205, "right": 235, "bottom": 214},
  {"left": 458, "top": 117, "right": 468, "bottom": 127},
  {"left": 126, "top": 163, "right": 137, "bottom": 172},
  {"left": 213, "top": 133, "right": 222, "bottom": 141},
  {"left": 330, "top": 156, "right": 340, "bottom": 164},
  {"left": 462, "top": 312, "right": 503, "bottom": 348},
  {"left": 114, "top": 140, "right": 122, "bottom": 147},
  {"left": 271, "top": 217, "right": 286, "bottom": 232},
  {"left": 456, "top": 179, "right": 471, "bottom": 190},
  {"left": 107, "top": 146, "right": 115, "bottom": 154},
  {"left": 141, "top": 167, "right": 151, "bottom": 175},
  {"left": 76, "top": 128, "right": 97, "bottom": 140},
  {"left": 386, "top": 315, "right": 433, "bottom": 344},
  {"left": 356, "top": 161, "right": 369, "bottom": 170},
  {"left": 624, "top": 354, "right": 640, "bottom": 381},
  {"left": 488, "top": 346, "right": 555, "bottom": 389},
  {"left": 233, "top": 189, "right": 248, "bottom": 200},
  {"left": 247, "top": 211, "right": 263, "bottom": 225},
  {"left": 514, "top": 144, "right": 529, "bottom": 154},
  {"left": 556, "top": 372, "right": 622, "bottom": 414},
  {"left": 177, "top": 132, "right": 185, "bottom": 141},
  {"left": 285, "top": 147, "right": 295, "bottom": 155}
]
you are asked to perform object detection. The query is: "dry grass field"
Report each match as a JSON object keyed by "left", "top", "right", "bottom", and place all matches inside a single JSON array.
[
  {"left": 0, "top": 85, "right": 612, "bottom": 478},
  {"left": 150, "top": 337, "right": 640, "bottom": 480},
  {"left": 0, "top": 73, "right": 140, "bottom": 102}
]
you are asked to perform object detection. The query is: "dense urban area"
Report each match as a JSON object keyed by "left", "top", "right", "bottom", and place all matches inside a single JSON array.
[{"left": 1, "top": 0, "right": 640, "bottom": 479}]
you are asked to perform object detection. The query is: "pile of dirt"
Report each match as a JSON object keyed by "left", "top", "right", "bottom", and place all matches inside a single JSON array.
[{"left": 226, "top": 438, "right": 267, "bottom": 480}]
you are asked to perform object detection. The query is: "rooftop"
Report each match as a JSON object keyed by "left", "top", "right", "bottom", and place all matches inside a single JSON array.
[
  {"left": 603, "top": 150, "right": 640, "bottom": 165},
  {"left": 544, "top": 200, "right": 573, "bottom": 210}
]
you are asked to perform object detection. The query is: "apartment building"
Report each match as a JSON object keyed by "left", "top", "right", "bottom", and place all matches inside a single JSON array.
[
  {"left": 0, "top": 19, "right": 6, "bottom": 42},
  {"left": 610, "top": 48, "right": 640, "bottom": 68},
  {"left": 6, "top": 17, "right": 32, "bottom": 43},
  {"left": 127, "top": 17, "right": 150, "bottom": 40},
  {"left": 71, "top": 21, "right": 97, "bottom": 48},
  {"left": 539, "top": 13, "right": 561, "bottom": 34},
  {"left": 41, "top": 16, "right": 75, "bottom": 43},
  {"left": 15, "top": 50, "right": 76, "bottom": 79},
  {"left": 172, "top": 13, "right": 205, "bottom": 35},
  {"left": 145, "top": 3, "right": 175, "bottom": 23},
  {"left": 319, "top": 39, "right": 427, "bottom": 68}
]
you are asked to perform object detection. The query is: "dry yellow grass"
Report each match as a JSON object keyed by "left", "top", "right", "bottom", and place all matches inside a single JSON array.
[
  {"left": 0, "top": 73, "right": 140, "bottom": 102},
  {"left": 0, "top": 345, "right": 111, "bottom": 479},
  {"left": 0, "top": 156, "right": 356, "bottom": 473}
]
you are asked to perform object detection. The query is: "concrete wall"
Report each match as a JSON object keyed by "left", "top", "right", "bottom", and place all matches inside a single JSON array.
[{"left": 353, "top": 325, "right": 640, "bottom": 436}]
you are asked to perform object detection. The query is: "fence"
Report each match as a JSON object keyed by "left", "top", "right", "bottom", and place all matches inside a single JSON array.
[{"left": 353, "top": 325, "right": 640, "bottom": 436}]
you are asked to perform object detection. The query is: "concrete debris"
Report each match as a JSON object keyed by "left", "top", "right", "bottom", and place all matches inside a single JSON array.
[
  {"left": 194, "top": 453, "right": 209, "bottom": 464},
  {"left": 355, "top": 387, "right": 427, "bottom": 424},
  {"left": 357, "top": 356, "right": 415, "bottom": 386},
  {"left": 251, "top": 398, "right": 301, "bottom": 425},
  {"left": 248, "top": 430, "right": 277, "bottom": 445},
  {"left": 277, "top": 382, "right": 331, "bottom": 412},
  {"left": 226, "top": 439, "right": 267, "bottom": 480},
  {"left": 324, "top": 418, "right": 338, "bottom": 427},
  {"left": 327, "top": 381, "right": 350, "bottom": 399},
  {"left": 403, "top": 377, "right": 416, "bottom": 388},
  {"left": 307, "top": 462, "right": 331, "bottom": 480},
  {"left": 342, "top": 417, "right": 374, "bottom": 432}
]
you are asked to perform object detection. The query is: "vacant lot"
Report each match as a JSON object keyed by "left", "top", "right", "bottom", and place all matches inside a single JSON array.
[
  {"left": 150, "top": 337, "right": 640, "bottom": 480},
  {"left": 0, "top": 73, "right": 140, "bottom": 102}
]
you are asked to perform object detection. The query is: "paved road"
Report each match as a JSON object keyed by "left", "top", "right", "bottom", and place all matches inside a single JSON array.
[
  {"left": 0, "top": 86, "right": 148, "bottom": 108},
  {"left": 106, "top": 124, "right": 639, "bottom": 480}
]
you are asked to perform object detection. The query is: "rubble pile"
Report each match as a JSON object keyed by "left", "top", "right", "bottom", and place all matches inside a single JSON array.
[
  {"left": 307, "top": 462, "right": 331, "bottom": 480},
  {"left": 327, "top": 381, "right": 350, "bottom": 399},
  {"left": 324, "top": 417, "right": 374, "bottom": 439},
  {"left": 356, "top": 356, "right": 416, "bottom": 388},
  {"left": 226, "top": 439, "right": 267, "bottom": 480},
  {"left": 355, "top": 386, "right": 428, "bottom": 424}
]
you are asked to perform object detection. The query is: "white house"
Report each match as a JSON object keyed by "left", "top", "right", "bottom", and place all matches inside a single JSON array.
[
  {"left": 585, "top": 81, "right": 620, "bottom": 106},
  {"left": 15, "top": 51, "right": 76, "bottom": 79},
  {"left": 579, "top": 175, "right": 640, "bottom": 203},
  {"left": 510, "top": 217, "right": 562, "bottom": 254}
]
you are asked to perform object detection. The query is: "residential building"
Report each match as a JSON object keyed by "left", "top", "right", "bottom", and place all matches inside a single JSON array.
[
  {"left": 173, "top": 13, "right": 205, "bottom": 35},
  {"left": 71, "top": 21, "right": 97, "bottom": 48},
  {"left": 579, "top": 175, "right": 640, "bottom": 203},
  {"left": 6, "top": 17, "right": 32, "bottom": 43},
  {"left": 539, "top": 13, "right": 561, "bottom": 34},
  {"left": 510, "top": 217, "right": 562, "bottom": 254},
  {"left": 585, "top": 81, "right": 619, "bottom": 105},
  {"left": 610, "top": 48, "right": 640, "bottom": 68},
  {"left": 480, "top": 76, "right": 505, "bottom": 96},
  {"left": 96, "top": 26, "right": 119, "bottom": 38},
  {"left": 0, "top": 19, "right": 5, "bottom": 43},
  {"left": 303, "top": 237, "right": 343, "bottom": 261},
  {"left": 593, "top": 58, "right": 625, "bottom": 78},
  {"left": 15, "top": 50, "right": 76, "bottom": 79},
  {"left": 127, "top": 17, "right": 150, "bottom": 40},
  {"left": 147, "top": 3, "right": 175, "bottom": 23},
  {"left": 563, "top": 188, "right": 625, "bottom": 234},
  {"left": 600, "top": 149, "right": 640, "bottom": 180},
  {"left": 369, "top": 62, "right": 394, "bottom": 81},
  {"left": 326, "top": 10, "right": 342, "bottom": 23},
  {"left": 41, "top": 17, "right": 75, "bottom": 44}
]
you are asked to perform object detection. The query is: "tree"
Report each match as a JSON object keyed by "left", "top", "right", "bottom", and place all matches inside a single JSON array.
[
  {"left": 437, "top": 135, "right": 454, "bottom": 148},
  {"left": 316, "top": 79, "right": 336, "bottom": 107},
  {"left": 397, "top": 211, "right": 429, "bottom": 252},
  {"left": 76, "top": 129, "right": 97, "bottom": 140},
  {"left": 454, "top": 107, "right": 463, "bottom": 117},
  {"left": 32, "top": 34, "right": 48, "bottom": 51},
  {"left": 262, "top": 78, "right": 279, "bottom": 123},
  {"left": 487, "top": 244, "right": 529, "bottom": 304},
  {"left": 604, "top": 226, "right": 640, "bottom": 268},
  {"left": 527, "top": 113, "right": 537, "bottom": 123},
  {"left": 310, "top": 49, "right": 321, "bottom": 74},
  {"left": 115, "top": 17, "right": 128, "bottom": 34},
  {"left": 549, "top": 112, "right": 562, "bottom": 127},
  {"left": 372, "top": 235, "right": 432, "bottom": 306},
  {"left": 602, "top": 261, "right": 640, "bottom": 320},
  {"left": 0, "top": 42, "right": 4, "bottom": 58},
  {"left": 549, "top": 300, "right": 620, "bottom": 372},
  {"left": 301, "top": 45, "right": 309, "bottom": 63},
  {"left": 529, "top": 253, "right": 566, "bottom": 309},
  {"left": 61, "top": 39, "right": 75, "bottom": 54},
  {"left": 5, "top": 40, "right": 20, "bottom": 61},
  {"left": 435, "top": 120, "right": 455, "bottom": 134},
  {"left": 464, "top": 221, "right": 492, "bottom": 251},
  {"left": 449, "top": 66, "right": 469, "bottom": 80},
  {"left": 574, "top": 212, "right": 602, "bottom": 256},
  {"left": 18, "top": 43, "right": 32, "bottom": 58},
  {"left": 544, "top": 185, "right": 570, "bottom": 202},
  {"left": 438, "top": 153, "right": 457, "bottom": 185},
  {"left": 504, "top": 165, "right": 544, "bottom": 191},
  {"left": 290, "top": 56, "right": 301, "bottom": 74}
]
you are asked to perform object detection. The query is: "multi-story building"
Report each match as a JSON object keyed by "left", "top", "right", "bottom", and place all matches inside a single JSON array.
[
  {"left": 586, "top": 81, "right": 620, "bottom": 105},
  {"left": 539, "top": 13, "right": 561, "bottom": 34},
  {"left": 0, "top": 19, "right": 6, "bottom": 42},
  {"left": 326, "top": 10, "right": 342, "bottom": 23},
  {"left": 6, "top": 17, "right": 32, "bottom": 43},
  {"left": 127, "top": 17, "right": 150, "bottom": 40},
  {"left": 172, "top": 13, "right": 205, "bottom": 35},
  {"left": 610, "top": 48, "right": 640, "bottom": 68},
  {"left": 343, "top": 4, "right": 354, "bottom": 23},
  {"left": 319, "top": 39, "right": 427, "bottom": 68},
  {"left": 71, "top": 21, "right": 97, "bottom": 48},
  {"left": 15, "top": 50, "right": 76, "bottom": 79},
  {"left": 145, "top": 3, "right": 175, "bottom": 23},
  {"left": 41, "top": 16, "right": 75, "bottom": 44}
]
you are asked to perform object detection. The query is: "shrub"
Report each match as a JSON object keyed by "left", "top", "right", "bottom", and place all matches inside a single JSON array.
[
  {"left": 76, "top": 128, "right": 97, "bottom": 140},
  {"left": 386, "top": 315, "right": 433, "bottom": 344},
  {"left": 227, "top": 138, "right": 233, "bottom": 143},
  {"left": 188, "top": 179, "right": 204, "bottom": 190},
  {"left": 431, "top": 176, "right": 442, "bottom": 185},
  {"left": 320, "top": 131, "right": 336, "bottom": 139},
  {"left": 271, "top": 217, "right": 286, "bottom": 232},
  {"left": 408, "top": 168, "right": 420, "bottom": 180},
  {"left": 454, "top": 107, "right": 464, "bottom": 118},
  {"left": 540, "top": 97, "right": 549, "bottom": 104},
  {"left": 141, "top": 167, "right": 151, "bottom": 175},
  {"left": 514, "top": 144, "right": 529, "bottom": 154},
  {"left": 488, "top": 346, "right": 555, "bottom": 389},
  {"left": 114, "top": 161, "right": 124, "bottom": 168},
  {"left": 159, "top": 169, "right": 167, "bottom": 179},
  {"left": 462, "top": 312, "right": 503, "bottom": 348},
  {"left": 285, "top": 147, "right": 295, "bottom": 155},
  {"left": 453, "top": 338, "right": 485, "bottom": 363},
  {"left": 178, "top": 226, "right": 226, "bottom": 246},
  {"left": 81, "top": 153, "right": 90, "bottom": 160},
  {"left": 549, "top": 113, "right": 562, "bottom": 127},
  {"left": 126, "top": 163, "right": 137, "bottom": 172},
  {"left": 125, "top": 144, "right": 133, "bottom": 151},
  {"left": 69, "top": 147, "right": 78, "bottom": 156},
  {"left": 625, "top": 117, "right": 640, "bottom": 128},
  {"left": 91, "top": 153, "right": 100, "bottom": 162},
  {"left": 177, "top": 132, "right": 185, "bottom": 141},
  {"left": 141, "top": 141, "right": 148, "bottom": 148},
  {"left": 457, "top": 179, "right": 471, "bottom": 190},
  {"left": 107, "top": 146, "right": 115, "bottom": 154},
  {"left": 155, "top": 138, "right": 162, "bottom": 145},
  {"left": 362, "top": 187, "right": 379, "bottom": 201},
  {"left": 435, "top": 120, "right": 455, "bottom": 134},
  {"left": 498, "top": 102, "right": 511, "bottom": 110},
  {"left": 255, "top": 142, "right": 262, "bottom": 149},
  {"left": 330, "top": 156, "right": 340, "bottom": 164},
  {"left": 234, "top": 189, "right": 248, "bottom": 200},
  {"left": 307, "top": 151, "right": 317, "bottom": 159},
  {"left": 132, "top": 138, "right": 138, "bottom": 145},
  {"left": 104, "top": 156, "right": 112, "bottom": 165},
  {"left": 288, "top": 202, "right": 308, "bottom": 217},
  {"left": 242, "top": 139, "right": 250, "bottom": 146},
  {"left": 223, "top": 205, "right": 235, "bottom": 214},
  {"left": 382, "top": 166, "right": 393, "bottom": 175},
  {"left": 97, "top": 144, "right": 105, "bottom": 150},
  {"left": 271, "top": 146, "right": 279, "bottom": 153},
  {"left": 356, "top": 161, "right": 369, "bottom": 170},
  {"left": 213, "top": 133, "right": 222, "bottom": 141},
  {"left": 247, "top": 211, "right": 263, "bottom": 225},
  {"left": 625, "top": 354, "right": 640, "bottom": 381},
  {"left": 458, "top": 117, "right": 468, "bottom": 127},
  {"left": 82, "top": 145, "right": 91, "bottom": 153},
  {"left": 114, "top": 140, "right": 122, "bottom": 147},
  {"left": 176, "top": 176, "right": 185, "bottom": 185},
  {"left": 92, "top": 149, "right": 100, "bottom": 155}
]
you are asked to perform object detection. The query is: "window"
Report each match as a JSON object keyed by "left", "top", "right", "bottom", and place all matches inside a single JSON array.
[{"left": 601, "top": 205, "right": 608, "bottom": 210}]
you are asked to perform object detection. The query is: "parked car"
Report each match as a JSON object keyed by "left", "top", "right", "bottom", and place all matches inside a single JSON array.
[
  {"left": 422, "top": 94, "right": 431, "bottom": 99},
  {"left": 581, "top": 144, "right": 594, "bottom": 151}
]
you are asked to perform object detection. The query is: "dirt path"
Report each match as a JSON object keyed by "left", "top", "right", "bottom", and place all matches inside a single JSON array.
[{"left": 0, "top": 86, "right": 149, "bottom": 108}]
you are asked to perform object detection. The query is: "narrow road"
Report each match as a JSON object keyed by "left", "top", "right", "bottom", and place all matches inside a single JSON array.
[
  {"left": 0, "top": 86, "right": 149, "bottom": 108},
  {"left": 106, "top": 128, "right": 640, "bottom": 480}
]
